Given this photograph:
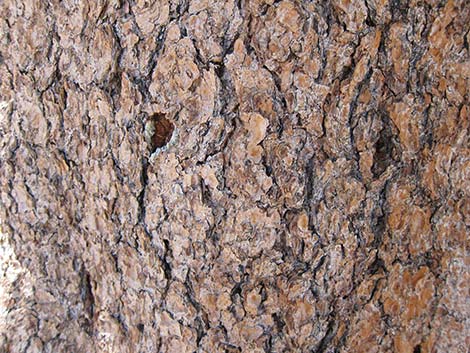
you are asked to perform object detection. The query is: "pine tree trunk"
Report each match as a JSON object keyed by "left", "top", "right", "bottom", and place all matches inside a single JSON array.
[{"left": 1, "top": 1, "right": 469, "bottom": 352}]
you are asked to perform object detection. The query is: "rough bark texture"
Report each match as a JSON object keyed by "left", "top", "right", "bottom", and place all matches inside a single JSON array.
[{"left": 0, "top": 1, "right": 469, "bottom": 352}]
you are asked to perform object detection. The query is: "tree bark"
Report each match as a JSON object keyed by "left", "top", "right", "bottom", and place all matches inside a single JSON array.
[{"left": 0, "top": 1, "right": 469, "bottom": 352}]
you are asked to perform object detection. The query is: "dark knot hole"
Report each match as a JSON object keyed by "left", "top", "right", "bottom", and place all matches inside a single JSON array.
[{"left": 146, "top": 113, "right": 174, "bottom": 152}]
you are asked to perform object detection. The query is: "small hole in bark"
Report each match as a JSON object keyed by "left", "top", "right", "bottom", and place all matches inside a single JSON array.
[
  {"left": 413, "top": 345, "right": 421, "bottom": 353},
  {"left": 145, "top": 114, "right": 174, "bottom": 153},
  {"left": 372, "top": 114, "right": 399, "bottom": 178},
  {"left": 372, "top": 127, "right": 392, "bottom": 177}
]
